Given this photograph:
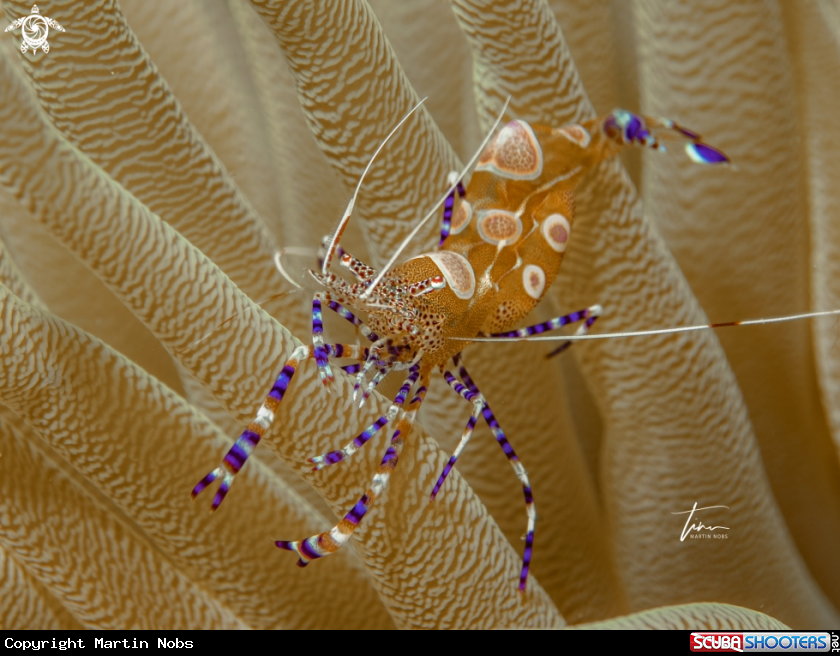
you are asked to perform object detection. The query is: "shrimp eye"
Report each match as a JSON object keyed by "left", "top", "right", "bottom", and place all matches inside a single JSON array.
[{"left": 410, "top": 275, "right": 448, "bottom": 297}]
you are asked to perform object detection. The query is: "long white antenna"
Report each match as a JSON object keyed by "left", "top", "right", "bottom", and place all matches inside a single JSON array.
[
  {"left": 321, "top": 97, "right": 428, "bottom": 276},
  {"left": 455, "top": 309, "right": 840, "bottom": 343},
  {"left": 361, "top": 96, "right": 512, "bottom": 299}
]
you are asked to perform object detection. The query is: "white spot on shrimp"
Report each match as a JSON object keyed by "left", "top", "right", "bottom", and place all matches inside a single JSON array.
[
  {"left": 522, "top": 264, "right": 545, "bottom": 300},
  {"left": 540, "top": 213, "right": 571, "bottom": 253},
  {"left": 426, "top": 251, "right": 476, "bottom": 300},
  {"left": 555, "top": 124, "right": 591, "bottom": 148},
  {"left": 476, "top": 120, "right": 543, "bottom": 180},
  {"left": 477, "top": 209, "right": 523, "bottom": 245},
  {"left": 451, "top": 199, "right": 473, "bottom": 234}
]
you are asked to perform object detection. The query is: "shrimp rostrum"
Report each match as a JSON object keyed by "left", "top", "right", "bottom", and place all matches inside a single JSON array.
[{"left": 192, "top": 107, "right": 729, "bottom": 592}]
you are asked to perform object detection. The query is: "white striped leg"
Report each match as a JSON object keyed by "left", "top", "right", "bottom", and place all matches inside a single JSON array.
[
  {"left": 192, "top": 342, "right": 366, "bottom": 511},
  {"left": 456, "top": 358, "right": 536, "bottom": 593},
  {"left": 429, "top": 371, "right": 484, "bottom": 501},
  {"left": 308, "top": 365, "right": 421, "bottom": 471},
  {"left": 311, "top": 294, "right": 333, "bottom": 386},
  {"left": 353, "top": 335, "right": 410, "bottom": 405},
  {"left": 490, "top": 304, "right": 603, "bottom": 359},
  {"left": 277, "top": 367, "right": 432, "bottom": 566},
  {"left": 192, "top": 344, "right": 311, "bottom": 511},
  {"left": 358, "top": 368, "right": 389, "bottom": 408}
]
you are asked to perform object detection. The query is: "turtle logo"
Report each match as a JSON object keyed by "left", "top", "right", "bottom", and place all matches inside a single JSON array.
[{"left": 4, "top": 5, "right": 65, "bottom": 54}]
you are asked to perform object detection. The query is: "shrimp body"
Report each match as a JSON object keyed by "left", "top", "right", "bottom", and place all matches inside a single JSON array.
[{"left": 192, "top": 109, "right": 728, "bottom": 592}]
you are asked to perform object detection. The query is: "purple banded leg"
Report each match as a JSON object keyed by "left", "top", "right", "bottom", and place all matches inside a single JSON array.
[
  {"left": 602, "top": 110, "right": 729, "bottom": 164},
  {"left": 438, "top": 171, "right": 467, "bottom": 247},
  {"left": 312, "top": 296, "right": 334, "bottom": 386},
  {"left": 353, "top": 358, "right": 378, "bottom": 401},
  {"left": 491, "top": 304, "right": 602, "bottom": 339},
  {"left": 454, "top": 356, "right": 535, "bottom": 594},
  {"left": 325, "top": 343, "right": 369, "bottom": 377},
  {"left": 308, "top": 365, "right": 421, "bottom": 471},
  {"left": 353, "top": 336, "right": 410, "bottom": 403},
  {"left": 277, "top": 367, "right": 432, "bottom": 566},
  {"left": 193, "top": 342, "right": 366, "bottom": 510},
  {"left": 325, "top": 343, "right": 368, "bottom": 361},
  {"left": 490, "top": 304, "right": 603, "bottom": 359},
  {"left": 429, "top": 370, "right": 484, "bottom": 501},
  {"left": 192, "top": 344, "right": 311, "bottom": 511},
  {"left": 358, "top": 368, "right": 389, "bottom": 408},
  {"left": 546, "top": 306, "right": 602, "bottom": 358}
]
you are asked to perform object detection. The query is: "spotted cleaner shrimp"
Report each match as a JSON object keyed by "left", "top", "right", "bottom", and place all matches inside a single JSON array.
[{"left": 191, "top": 102, "right": 838, "bottom": 593}]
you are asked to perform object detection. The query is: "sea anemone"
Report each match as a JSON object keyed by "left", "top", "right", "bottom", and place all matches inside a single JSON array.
[{"left": 0, "top": 0, "right": 837, "bottom": 629}]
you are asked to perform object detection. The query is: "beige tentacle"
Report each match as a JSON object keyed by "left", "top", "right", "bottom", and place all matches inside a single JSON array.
[
  {"left": 119, "top": 0, "right": 283, "bottom": 243},
  {"left": 0, "top": 534, "right": 81, "bottom": 629},
  {"left": 0, "top": 412, "right": 247, "bottom": 629},
  {"left": 368, "top": 0, "right": 482, "bottom": 160},
  {"left": 0, "top": 194, "right": 186, "bottom": 396},
  {"left": 1, "top": 0, "right": 306, "bottom": 453},
  {"left": 116, "top": 0, "right": 331, "bottom": 513},
  {"left": 0, "top": 39, "right": 561, "bottom": 630},
  {"left": 0, "top": 283, "right": 391, "bottom": 630},
  {"left": 0, "top": 44, "right": 185, "bottom": 395},
  {"left": 636, "top": 0, "right": 840, "bottom": 610},
  {"left": 229, "top": 0, "right": 368, "bottom": 262},
  {"left": 451, "top": 0, "right": 839, "bottom": 628},
  {"left": 247, "top": 0, "right": 456, "bottom": 267},
  {"left": 250, "top": 0, "right": 619, "bottom": 622},
  {"left": 0, "top": 0, "right": 299, "bottom": 329},
  {"left": 0, "top": 223, "right": 42, "bottom": 309},
  {"left": 785, "top": 2, "right": 840, "bottom": 485},
  {"left": 568, "top": 602, "right": 789, "bottom": 631}
]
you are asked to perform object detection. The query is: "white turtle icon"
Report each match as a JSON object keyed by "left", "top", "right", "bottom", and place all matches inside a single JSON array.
[{"left": 4, "top": 4, "right": 65, "bottom": 54}]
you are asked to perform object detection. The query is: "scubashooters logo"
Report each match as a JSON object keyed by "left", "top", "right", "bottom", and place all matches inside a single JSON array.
[
  {"left": 690, "top": 632, "right": 835, "bottom": 652},
  {"left": 4, "top": 4, "right": 65, "bottom": 54}
]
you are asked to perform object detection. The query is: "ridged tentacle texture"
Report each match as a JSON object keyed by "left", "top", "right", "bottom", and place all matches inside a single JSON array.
[
  {"left": 451, "top": 0, "right": 838, "bottom": 627},
  {"left": 783, "top": 2, "right": 840, "bottom": 475},
  {"left": 246, "top": 0, "right": 619, "bottom": 624},
  {"left": 0, "top": 3, "right": 560, "bottom": 629},
  {"left": 0, "top": 0, "right": 838, "bottom": 630},
  {"left": 0, "top": 0, "right": 306, "bottom": 460},
  {"left": 0, "top": 409, "right": 246, "bottom": 629},
  {"left": 1, "top": 0, "right": 291, "bottom": 315},
  {"left": 0, "top": 282, "right": 393, "bottom": 629},
  {"left": 568, "top": 603, "right": 789, "bottom": 631},
  {"left": 634, "top": 0, "right": 840, "bottom": 610}
]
